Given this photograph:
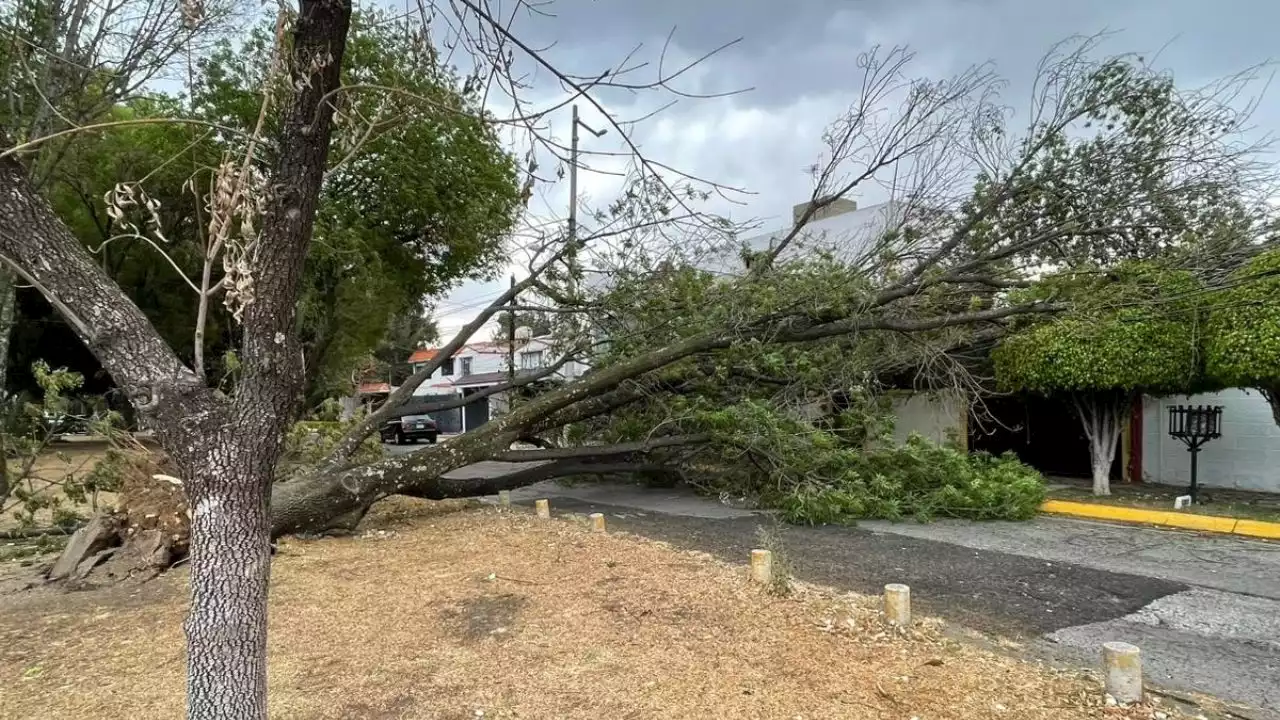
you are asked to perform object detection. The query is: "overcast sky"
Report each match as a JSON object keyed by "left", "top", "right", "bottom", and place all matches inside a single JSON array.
[{"left": 425, "top": 0, "right": 1280, "bottom": 339}]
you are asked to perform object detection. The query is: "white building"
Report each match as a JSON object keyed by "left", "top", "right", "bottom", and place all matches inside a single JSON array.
[
  {"left": 699, "top": 198, "right": 899, "bottom": 276},
  {"left": 1140, "top": 390, "right": 1280, "bottom": 493},
  {"left": 405, "top": 333, "right": 586, "bottom": 432},
  {"left": 409, "top": 340, "right": 507, "bottom": 395}
]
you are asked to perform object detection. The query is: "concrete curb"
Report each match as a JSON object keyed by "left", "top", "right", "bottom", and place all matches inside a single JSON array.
[{"left": 1040, "top": 500, "right": 1280, "bottom": 540}]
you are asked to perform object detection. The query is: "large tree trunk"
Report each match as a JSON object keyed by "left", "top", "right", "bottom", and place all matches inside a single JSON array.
[
  {"left": 269, "top": 434, "right": 708, "bottom": 537},
  {"left": 184, "top": 440, "right": 274, "bottom": 720},
  {"left": 181, "top": 1, "right": 352, "bottom": 716},
  {"left": 1071, "top": 391, "right": 1130, "bottom": 496}
]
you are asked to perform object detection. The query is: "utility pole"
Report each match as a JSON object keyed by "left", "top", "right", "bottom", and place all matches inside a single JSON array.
[{"left": 506, "top": 273, "right": 516, "bottom": 387}]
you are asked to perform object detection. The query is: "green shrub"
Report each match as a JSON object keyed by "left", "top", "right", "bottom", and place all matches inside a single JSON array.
[
  {"left": 778, "top": 435, "right": 1045, "bottom": 525},
  {"left": 681, "top": 400, "right": 1045, "bottom": 526},
  {"left": 280, "top": 419, "right": 383, "bottom": 479}
]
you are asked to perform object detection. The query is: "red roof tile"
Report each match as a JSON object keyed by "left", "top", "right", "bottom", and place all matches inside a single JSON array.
[{"left": 407, "top": 348, "right": 438, "bottom": 363}]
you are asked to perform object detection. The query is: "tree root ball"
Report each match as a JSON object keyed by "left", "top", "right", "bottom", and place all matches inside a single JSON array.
[{"left": 48, "top": 449, "right": 191, "bottom": 586}]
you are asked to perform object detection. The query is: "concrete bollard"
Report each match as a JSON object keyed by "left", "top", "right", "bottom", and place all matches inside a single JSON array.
[
  {"left": 883, "top": 583, "right": 911, "bottom": 626},
  {"left": 750, "top": 549, "right": 773, "bottom": 585},
  {"left": 1102, "top": 641, "right": 1143, "bottom": 704},
  {"left": 535, "top": 498, "right": 551, "bottom": 519},
  {"left": 589, "top": 513, "right": 606, "bottom": 532},
  {"left": 498, "top": 490, "right": 511, "bottom": 508}
]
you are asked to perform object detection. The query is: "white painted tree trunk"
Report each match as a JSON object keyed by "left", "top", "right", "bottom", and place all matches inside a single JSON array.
[
  {"left": 1072, "top": 392, "right": 1130, "bottom": 496},
  {"left": 1090, "top": 443, "right": 1114, "bottom": 496}
]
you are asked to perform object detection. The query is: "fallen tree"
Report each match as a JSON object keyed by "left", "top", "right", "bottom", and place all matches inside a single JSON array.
[
  {"left": 262, "top": 35, "right": 1276, "bottom": 533},
  {"left": 5, "top": 12, "right": 1274, "bottom": 720}
]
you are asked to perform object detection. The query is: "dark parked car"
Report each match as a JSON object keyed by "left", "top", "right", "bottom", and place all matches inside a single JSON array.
[{"left": 380, "top": 414, "right": 439, "bottom": 444}]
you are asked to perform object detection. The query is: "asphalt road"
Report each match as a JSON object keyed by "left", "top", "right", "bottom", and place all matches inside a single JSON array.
[{"left": 497, "top": 481, "right": 1280, "bottom": 717}]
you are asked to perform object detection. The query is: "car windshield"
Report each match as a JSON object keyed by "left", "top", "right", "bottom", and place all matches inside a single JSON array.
[{"left": 400, "top": 415, "right": 432, "bottom": 423}]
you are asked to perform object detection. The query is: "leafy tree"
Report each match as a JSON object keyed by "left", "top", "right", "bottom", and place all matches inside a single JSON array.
[
  {"left": 1004, "top": 59, "right": 1268, "bottom": 270},
  {"left": 1205, "top": 248, "right": 1280, "bottom": 425},
  {"left": 195, "top": 9, "right": 521, "bottom": 404},
  {"left": 18, "top": 8, "right": 521, "bottom": 405},
  {"left": 366, "top": 309, "right": 439, "bottom": 387},
  {"left": 37, "top": 97, "right": 233, "bottom": 375},
  {"left": 0, "top": 0, "right": 235, "bottom": 390},
  {"left": 993, "top": 265, "right": 1203, "bottom": 494},
  {"left": 0, "top": 22, "right": 1271, "bottom": 720}
]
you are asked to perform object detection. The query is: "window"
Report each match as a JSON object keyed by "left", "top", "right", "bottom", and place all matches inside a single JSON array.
[
  {"left": 440, "top": 358, "right": 455, "bottom": 376},
  {"left": 520, "top": 350, "right": 544, "bottom": 369},
  {"left": 461, "top": 357, "right": 473, "bottom": 376}
]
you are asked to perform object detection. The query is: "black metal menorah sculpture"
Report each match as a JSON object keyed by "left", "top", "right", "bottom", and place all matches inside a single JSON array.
[{"left": 1167, "top": 405, "right": 1224, "bottom": 504}]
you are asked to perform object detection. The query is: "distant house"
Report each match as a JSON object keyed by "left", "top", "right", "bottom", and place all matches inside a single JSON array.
[
  {"left": 409, "top": 342, "right": 507, "bottom": 392},
  {"left": 402, "top": 334, "right": 586, "bottom": 433},
  {"left": 406, "top": 341, "right": 506, "bottom": 432},
  {"left": 512, "top": 333, "right": 588, "bottom": 380},
  {"left": 340, "top": 381, "right": 395, "bottom": 420}
]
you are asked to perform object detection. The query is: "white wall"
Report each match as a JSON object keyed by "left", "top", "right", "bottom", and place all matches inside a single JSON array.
[
  {"left": 409, "top": 336, "right": 587, "bottom": 399},
  {"left": 1141, "top": 389, "right": 1280, "bottom": 493},
  {"left": 411, "top": 346, "right": 506, "bottom": 396},
  {"left": 514, "top": 336, "right": 587, "bottom": 380},
  {"left": 890, "top": 390, "right": 967, "bottom": 448}
]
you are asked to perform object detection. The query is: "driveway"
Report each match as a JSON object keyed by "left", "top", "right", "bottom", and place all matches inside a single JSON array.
[{"left": 493, "top": 480, "right": 1280, "bottom": 717}]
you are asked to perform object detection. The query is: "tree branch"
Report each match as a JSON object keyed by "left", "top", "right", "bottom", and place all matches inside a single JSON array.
[
  {"left": 233, "top": 0, "right": 353, "bottom": 435},
  {"left": 0, "top": 150, "right": 205, "bottom": 418},
  {"left": 493, "top": 433, "right": 709, "bottom": 462}
]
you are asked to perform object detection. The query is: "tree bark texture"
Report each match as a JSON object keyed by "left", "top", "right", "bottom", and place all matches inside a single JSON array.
[
  {"left": 269, "top": 434, "right": 707, "bottom": 537},
  {"left": 1259, "top": 384, "right": 1280, "bottom": 429},
  {"left": 181, "top": 2, "right": 352, "bottom": 717},
  {"left": 184, "top": 440, "right": 275, "bottom": 720},
  {"left": 0, "top": 269, "right": 11, "bottom": 501},
  {"left": 0, "top": 268, "right": 14, "bottom": 393},
  {"left": 1072, "top": 391, "right": 1130, "bottom": 496},
  {"left": 0, "top": 0, "right": 351, "bottom": 717}
]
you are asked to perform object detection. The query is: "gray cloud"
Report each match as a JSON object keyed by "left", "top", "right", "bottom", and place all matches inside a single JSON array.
[{"left": 432, "top": 0, "right": 1280, "bottom": 337}]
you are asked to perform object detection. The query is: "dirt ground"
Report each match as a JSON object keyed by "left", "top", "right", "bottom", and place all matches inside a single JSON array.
[{"left": 0, "top": 499, "right": 1182, "bottom": 720}]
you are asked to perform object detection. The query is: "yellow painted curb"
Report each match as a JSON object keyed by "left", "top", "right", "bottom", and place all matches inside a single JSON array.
[
  {"left": 1234, "top": 519, "right": 1280, "bottom": 540},
  {"left": 1040, "top": 500, "right": 1171, "bottom": 526},
  {"left": 1040, "top": 499, "right": 1280, "bottom": 540},
  {"left": 1162, "top": 513, "right": 1238, "bottom": 534}
]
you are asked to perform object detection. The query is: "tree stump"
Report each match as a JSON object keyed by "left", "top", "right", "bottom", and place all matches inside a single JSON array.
[{"left": 47, "top": 514, "right": 120, "bottom": 582}]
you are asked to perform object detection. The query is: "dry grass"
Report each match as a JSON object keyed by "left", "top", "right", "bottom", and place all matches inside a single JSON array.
[{"left": 1, "top": 499, "right": 1177, "bottom": 719}]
